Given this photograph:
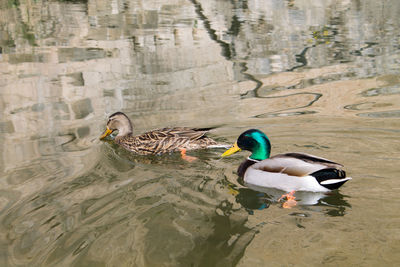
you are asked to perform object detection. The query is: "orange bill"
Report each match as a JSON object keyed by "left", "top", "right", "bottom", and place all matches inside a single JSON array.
[{"left": 99, "top": 127, "right": 113, "bottom": 140}]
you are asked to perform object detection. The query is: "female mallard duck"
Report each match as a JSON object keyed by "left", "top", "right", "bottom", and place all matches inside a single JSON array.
[
  {"left": 221, "top": 129, "right": 351, "bottom": 192},
  {"left": 100, "top": 112, "right": 221, "bottom": 157}
]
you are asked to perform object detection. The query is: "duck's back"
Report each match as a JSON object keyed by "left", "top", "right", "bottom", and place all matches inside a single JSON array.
[
  {"left": 116, "top": 127, "right": 217, "bottom": 155},
  {"left": 252, "top": 152, "right": 343, "bottom": 177}
]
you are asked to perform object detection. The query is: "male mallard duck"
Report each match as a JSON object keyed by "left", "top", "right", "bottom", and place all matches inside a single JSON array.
[
  {"left": 100, "top": 112, "right": 221, "bottom": 158},
  {"left": 221, "top": 129, "right": 351, "bottom": 192}
]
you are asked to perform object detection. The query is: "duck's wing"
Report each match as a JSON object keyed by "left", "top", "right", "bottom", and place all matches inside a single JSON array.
[
  {"left": 125, "top": 127, "right": 214, "bottom": 154},
  {"left": 252, "top": 152, "right": 343, "bottom": 177},
  {"left": 125, "top": 130, "right": 182, "bottom": 154},
  {"left": 159, "top": 127, "right": 213, "bottom": 141},
  {"left": 130, "top": 127, "right": 204, "bottom": 142},
  {"left": 277, "top": 153, "right": 343, "bottom": 167},
  {"left": 156, "top": 127, "right": 218, "bottom": 147}
]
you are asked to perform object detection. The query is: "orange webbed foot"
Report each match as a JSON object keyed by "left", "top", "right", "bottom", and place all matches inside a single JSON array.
[
  {"left": 278, "top": 190, "right": 297, "bottom": 209},
  {"left": 180, "top": 149, "right": 198, "bottom": 162}
]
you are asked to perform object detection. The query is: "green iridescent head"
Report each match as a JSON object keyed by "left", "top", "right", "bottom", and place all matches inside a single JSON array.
[{"left": 221, "top": 129, "right": 271, "bottom": 160}]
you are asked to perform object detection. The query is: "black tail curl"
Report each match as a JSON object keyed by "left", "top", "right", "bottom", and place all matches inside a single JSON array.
[{"left": 311, "top": 168, "right": 349, "bottom": 190}]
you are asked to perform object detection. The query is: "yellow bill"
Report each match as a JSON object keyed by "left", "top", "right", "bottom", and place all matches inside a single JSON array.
[
  {"left": 221, "top": 142, "right": 241, "bottom": 157},
  {"left": 99, "top": 127, "right": 113, "bottom": 140}
]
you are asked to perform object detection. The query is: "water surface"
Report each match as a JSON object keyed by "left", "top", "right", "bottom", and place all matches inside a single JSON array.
[{"left": 1, "top": 0, "right": 400, "bottom": 266}]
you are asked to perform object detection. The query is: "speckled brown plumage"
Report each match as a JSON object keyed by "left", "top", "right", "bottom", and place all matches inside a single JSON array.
[{"left": 100, "top": 112, "right": 220, "bottom": 155}]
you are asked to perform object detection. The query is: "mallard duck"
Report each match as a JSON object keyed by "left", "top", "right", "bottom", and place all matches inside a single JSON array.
[
  {"left": 221, "top": 129, "right": 351, "bottom": 192},
  {"left": 99, "top": 112, "right": 221, "bottom": 157}
]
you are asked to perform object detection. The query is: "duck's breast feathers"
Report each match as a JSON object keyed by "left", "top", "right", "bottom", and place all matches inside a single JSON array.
[
  {"left": 252, "top": 152, "right": 343, "bottom": 177},
  {"left": 237, "top": 159, "right": 258, "bottom": 178}
]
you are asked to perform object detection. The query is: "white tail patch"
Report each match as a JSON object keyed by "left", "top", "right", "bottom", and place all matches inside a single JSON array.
[{"left": 320, "top": 177, "right": 352, "bottom": 185}]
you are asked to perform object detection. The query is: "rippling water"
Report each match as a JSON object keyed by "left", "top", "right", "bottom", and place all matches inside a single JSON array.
[{"left": 1, "top": 0, "right": 400, "bottom": 266}]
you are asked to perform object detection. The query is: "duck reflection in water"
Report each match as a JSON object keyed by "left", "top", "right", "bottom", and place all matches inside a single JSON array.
[{"left": 233, "top": 184, "right": 351, "bottom": 216}]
